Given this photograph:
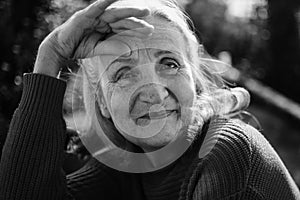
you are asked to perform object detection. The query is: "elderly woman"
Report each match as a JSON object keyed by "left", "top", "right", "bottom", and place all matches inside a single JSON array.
[{"left": 0, "top": 0, "right": 299, "bottom": 199}]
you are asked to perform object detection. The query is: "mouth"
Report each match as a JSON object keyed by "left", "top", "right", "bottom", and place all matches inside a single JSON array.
[
  {"left": 135, "top": 110, "right": 178, "bottom": 126},
  {"left": 145, "top": 110, "right": 177, "bottom": 119}
]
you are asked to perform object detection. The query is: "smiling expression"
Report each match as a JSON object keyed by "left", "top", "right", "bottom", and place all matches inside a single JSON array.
[{"left": 87, "top": 17, "right": 197, "bottom": 152}]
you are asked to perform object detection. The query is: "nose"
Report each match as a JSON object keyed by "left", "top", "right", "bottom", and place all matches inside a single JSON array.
[{"left": 138, "top": 84, "right": 169, "bottom": 105}]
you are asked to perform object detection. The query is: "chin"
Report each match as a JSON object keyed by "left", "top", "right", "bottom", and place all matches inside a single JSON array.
[{"left": 134, "top": 130, "right": 178, "bottom": 152}]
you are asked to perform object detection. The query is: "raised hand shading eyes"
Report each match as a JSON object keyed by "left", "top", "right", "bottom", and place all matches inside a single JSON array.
[{"left": 34, "top": 0, "right": 154, "bottom": 77}]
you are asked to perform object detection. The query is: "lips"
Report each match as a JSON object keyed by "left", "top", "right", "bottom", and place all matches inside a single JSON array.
[
  {"left": 145, "top": 110, "right": 176, "bottom": 119},
  {"left": 131, "top": 107, "right": 178, "bottom": 120},
  {"left": 136, "top": 109, "right": 178, "bottom": 121},
  {"left": 135, "top": 110, "right": 178, "bottom": 126}
]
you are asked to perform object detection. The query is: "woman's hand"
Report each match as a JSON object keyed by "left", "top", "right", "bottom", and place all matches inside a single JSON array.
[{"left": 34, "top": 0, "right": 154, "bottom": 78}]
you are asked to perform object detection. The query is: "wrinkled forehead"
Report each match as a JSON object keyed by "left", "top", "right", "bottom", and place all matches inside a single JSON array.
[
  {"left": 82, "top": 26, "right": 189, "bottom": 75},
  {"left": 92, "top": 27, "right": 186, "bottom": 57}
]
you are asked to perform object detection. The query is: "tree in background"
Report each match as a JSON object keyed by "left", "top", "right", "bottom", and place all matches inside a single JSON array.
[
  {"left": 186, "top": 0, "right": 300, "bottom": 102},
  {"left": 267, "top": 0, "right": 300, "bottom": 102},
  {"left": 0, "top": 0, "right": 41, "bottom": 152},
  {"left": 0, "top": 0, "right": 90, "bottom": 154}
]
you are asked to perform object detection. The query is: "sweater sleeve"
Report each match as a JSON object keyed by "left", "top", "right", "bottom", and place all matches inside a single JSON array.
[
  {"left": 242, "top": 124, "right": 300, "bottom": 200},
  {"left": 191, "top": 119, "right": 300, "bottom": 200},
  {"left": 0, "top": 73, "right": 69, "bottom": 199}
]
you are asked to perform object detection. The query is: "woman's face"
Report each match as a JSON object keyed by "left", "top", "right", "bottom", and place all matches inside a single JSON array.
[{"left": 94, "top": 17, "right": 196, "bottom": 152}]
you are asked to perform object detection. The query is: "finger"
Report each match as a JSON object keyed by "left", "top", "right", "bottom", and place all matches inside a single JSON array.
[
  {"left": 101, "top": 7, "right": 150, "bottom": 23},
  {"left": 73, "top": 32, "right": 104, "bottom": 58},
  {"left": 112, "top": 27, "right": 153, "bottom": 37},
  {"left": 85, "top": 0, "right": 118, "bottom": 18},
  {"left": 112, "top": 29, "right": 152, "bottom": 39},
  {"left": 109, "top": 17, "right": 154, "bottom": 32}
]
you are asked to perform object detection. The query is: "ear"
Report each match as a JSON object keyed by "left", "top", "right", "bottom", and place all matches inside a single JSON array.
[{"left": 96, "top": 97, "right": 111, "bottom": 119}]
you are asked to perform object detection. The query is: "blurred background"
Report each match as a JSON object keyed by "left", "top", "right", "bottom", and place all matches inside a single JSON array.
[{"left": 0, "top": 0, "right": 299, "bottom": 187}]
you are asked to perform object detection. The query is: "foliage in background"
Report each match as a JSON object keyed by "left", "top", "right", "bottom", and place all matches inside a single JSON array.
[{"left": 186, "top": 0, "right": 300, "bottom": 102}]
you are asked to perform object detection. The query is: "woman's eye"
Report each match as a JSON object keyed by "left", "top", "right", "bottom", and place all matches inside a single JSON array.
[
  {"left": 114, "top": 67, "right": 129, "bottom": 81},
  {"left": 159, "top": 58, "right": 181, "bottom": 74},
  {"left": 160, "top": 58, "right": 180, "bottom": 69},
  {"left": 114, "top": 67, "right": 133, "bottom": 82}
]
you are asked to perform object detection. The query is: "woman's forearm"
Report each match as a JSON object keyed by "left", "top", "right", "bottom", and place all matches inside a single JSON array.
[{"left": 0, "top": 73, "right": 68, "bottom": 200}]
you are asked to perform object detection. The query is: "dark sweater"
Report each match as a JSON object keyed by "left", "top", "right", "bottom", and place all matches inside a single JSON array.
[{"left": 0, "top": 73, "right": 299, "bottom": 200}]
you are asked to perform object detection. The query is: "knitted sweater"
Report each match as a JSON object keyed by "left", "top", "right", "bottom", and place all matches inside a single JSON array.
[{"left": 0, "top": 73, "right": 299, "bottom": 200}]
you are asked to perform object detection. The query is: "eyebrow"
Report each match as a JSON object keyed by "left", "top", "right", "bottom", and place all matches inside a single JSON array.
[
  {"left": 109, "top": 57, "right": 135, "bottom": 67},
  {"left": 154, "top": 50, "right": 175, "bottom": 57}
]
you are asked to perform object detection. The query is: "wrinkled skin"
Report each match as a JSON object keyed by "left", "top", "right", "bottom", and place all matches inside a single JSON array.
[{"left": 93, "top": 17, "right": 196, "bottom": 152}]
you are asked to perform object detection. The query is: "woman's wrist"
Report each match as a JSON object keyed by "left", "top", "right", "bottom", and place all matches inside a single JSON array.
[{"left": 33, "top": 43, "right": 67, "bottom": 78}]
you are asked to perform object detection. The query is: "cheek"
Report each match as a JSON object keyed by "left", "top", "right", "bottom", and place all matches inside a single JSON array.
[
  {"left": 101, "top": 74, "right": 129, "bottom": 113},
  {"left": 106, "top": 87, "right": 130, "bottom": 118},
  {"left": 168, "top": 69, "right": 196, "bottom": 108}
]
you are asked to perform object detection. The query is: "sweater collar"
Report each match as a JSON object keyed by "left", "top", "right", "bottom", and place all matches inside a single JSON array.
[{"left": 140, "top": 121, "right": 209, "bottom": 200}]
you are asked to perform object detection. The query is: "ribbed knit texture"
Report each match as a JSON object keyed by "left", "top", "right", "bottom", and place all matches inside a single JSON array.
[
  {"left": 181, "top": 119, "right": 300, "bottom": 200},
  {"left": 0, "top": 73, "right": 67, "bottom": 200},
  {"left": 1, "top": 73, "right": 299, "bottom": 200}
]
